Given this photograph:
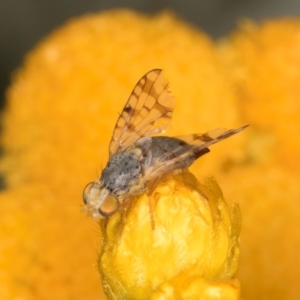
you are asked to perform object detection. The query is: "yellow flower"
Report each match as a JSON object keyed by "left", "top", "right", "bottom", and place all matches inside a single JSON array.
[
  {"left": 0, "top": 9, "right": 249, "bottom": 300},
  {"left": 218, "top": 18, "right": 300, "bottom": 299},
  {"left": 218, "top": 18, "right": 300, "bottom": 169},
  {"left": 99, "top": 173, "right": 241, "bottom": 299}
]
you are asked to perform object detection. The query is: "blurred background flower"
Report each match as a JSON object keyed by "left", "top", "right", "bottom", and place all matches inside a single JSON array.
[
  {"left": 1, "top": 2, "right": 300, "bottom": 300},
  {"left": 3, "top": 0, "right": 300, "bottom": 106}
]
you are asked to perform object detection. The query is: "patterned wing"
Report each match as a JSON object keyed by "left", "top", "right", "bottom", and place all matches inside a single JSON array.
[
  {"left": 109, "top": 69, "right": 175, "bottom": 156},
  {"left": 143, "top": 125, "right": 248, "bottom": 180},
  {"left": 175, "top": 125, "right": 248, "bottom": 154}
]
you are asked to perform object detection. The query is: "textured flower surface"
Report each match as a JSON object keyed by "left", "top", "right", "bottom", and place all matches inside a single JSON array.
[
  {"left": 1, "top": 8, "right": 299, "bottom": 300},
  {"left": 218, "top": 18, "right": 300, "bottom": 299},
  {"left": 99, "top": 173, "right": 241, "bottom": 299}
]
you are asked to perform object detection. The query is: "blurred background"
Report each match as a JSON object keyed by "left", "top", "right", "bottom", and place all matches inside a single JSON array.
[
  {"left": 1, "top": 0, "right": 300, "bottom": 108},
  {"left": 2, "top": 1, "right": 300, "bottom": 299}
]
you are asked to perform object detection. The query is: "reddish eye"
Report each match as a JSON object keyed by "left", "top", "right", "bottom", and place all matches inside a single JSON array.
[
  {"left": 98, "top": 194, "right": 120, "bottom": 217},
  {"left": 82, "top": 182, "right": 95, "bottom": 204}
]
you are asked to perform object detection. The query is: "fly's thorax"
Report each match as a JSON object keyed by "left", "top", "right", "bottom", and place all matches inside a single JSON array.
[{"left": 101, "top": 151, "right": 143, "bottom": 197}]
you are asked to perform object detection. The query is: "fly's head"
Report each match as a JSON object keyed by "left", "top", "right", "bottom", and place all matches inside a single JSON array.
[
  {"left": 83, "top": 152, "right": 143, "bottom": 219},
  {"left": 82, "top": 182, "right": 120, "bottom": 218}
]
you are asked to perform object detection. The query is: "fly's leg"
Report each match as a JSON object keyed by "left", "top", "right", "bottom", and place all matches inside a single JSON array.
[
  {"left": 181, "top": 170, "right": 209, "bottom": 201},
  {"left": 146, "top": 176, "right": 165, "bottom": 230},
  {"left": 146, "top": 170, "right": 186, "bottom": 230},
  {"left": 102, "top": 198, "right": 134, "bottom": 238},
  {"left": 147, "top": 194, "right": 155, "bottom": 230}
]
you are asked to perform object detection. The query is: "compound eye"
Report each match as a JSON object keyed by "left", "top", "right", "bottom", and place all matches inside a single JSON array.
[
  {"left": 82, "top": 182, "right": 95, "bottom": 204},
  {"left": 98, "top": 194, "right": 120, "bottom": 217}
]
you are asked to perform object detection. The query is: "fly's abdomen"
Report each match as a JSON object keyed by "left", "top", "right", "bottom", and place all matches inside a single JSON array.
[
  {"left": 150, "top": 137, "right": 191, "bottom": 160},
  {"left": 148, "top": 136, "right": 210, "bottom": 170}
]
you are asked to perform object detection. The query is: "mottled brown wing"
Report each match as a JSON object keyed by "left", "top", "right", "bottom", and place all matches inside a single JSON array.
[
  {"left": 109, "top": 69, "right": 175, "bottom": 156},
  {"left": 175, "top": 125, "right": 248, "bottom": 153},
  {"left": 144, "top": 125, "right": 248, "bottom": 180}
]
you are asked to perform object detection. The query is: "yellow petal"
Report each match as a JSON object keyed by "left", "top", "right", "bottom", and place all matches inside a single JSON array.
[{"left": 99, "top": 173, "right": 241, "bottom": 299}]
